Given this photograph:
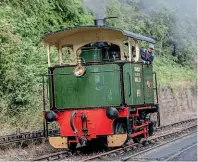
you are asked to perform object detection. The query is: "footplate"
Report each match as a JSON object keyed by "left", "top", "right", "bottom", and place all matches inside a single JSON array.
[
  {"left": 107, "top": 134, "right": 127, "bottom": 147},
  {"left": 49, "top": 137, "right": 68, "bottom": 148}
]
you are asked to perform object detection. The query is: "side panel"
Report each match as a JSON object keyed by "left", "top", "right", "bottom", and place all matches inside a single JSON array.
[
  {"left": 143, "top": 65, "right": 154, "bottom": 103},
  {"left": 133, "top": 64, "right": 144, "bottom": 105},
  {"left": 123, "top": 63, "right": 133, "bottom": 105},
  {"left": 124, "top": 63, "right": 144, "bottom": 105},
  {"left": 53, "top": 64, "right": 121, "bottom": 108}
]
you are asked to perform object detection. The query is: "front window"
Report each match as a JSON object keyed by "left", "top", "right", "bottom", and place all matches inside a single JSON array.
[{"left": 78, "top": 42, "right": 121, "bottom": 64}]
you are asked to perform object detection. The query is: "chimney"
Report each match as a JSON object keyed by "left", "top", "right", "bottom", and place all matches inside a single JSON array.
[
  {"left": 94, "top": 18, "right": 106, "bottom": 26},
  {"left": 94, "top": 17, "right": 118, "bottom": 26}
]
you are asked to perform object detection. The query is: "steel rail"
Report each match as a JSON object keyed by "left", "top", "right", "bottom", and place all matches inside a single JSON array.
[
  {"left": 82, "top": 124, "right": 197, "bottom": 161},
  {"left": 30, "top": 121, "right": 197, "bottom": 161},
  {"left": 122, "top": 125, "right": 197, "bottom": 161},
  {"left": 0, "top": 128, "right": 59, "bottom": 146},
  {"left": 30, "top": 151, "right": 70, "bottom": 161},
  {"left": 156, "top": 118, "right": 197, "bottom": 132},
  {"left": 164, "top": 143, "right": 197, "bottom": 161}
]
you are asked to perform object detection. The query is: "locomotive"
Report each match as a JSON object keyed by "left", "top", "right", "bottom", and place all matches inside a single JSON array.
[{"left": 41, "top": 17, "right": 160, "bottom": 150}]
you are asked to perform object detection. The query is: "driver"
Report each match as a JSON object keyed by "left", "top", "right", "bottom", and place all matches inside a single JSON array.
[{"left": 140, "top": 44, "right": 155, "bottom": 64}]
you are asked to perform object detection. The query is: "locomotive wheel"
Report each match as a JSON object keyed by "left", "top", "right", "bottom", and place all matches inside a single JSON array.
[
  {"left": 68, "top": 143, "right": 77, "bottom": 152},
  {"left": 148, "top": 121, "right": 155, "bottom": 136},
  {"left": 133, "top": 136, "right": 142, "bottom": 143},
  {"left": 114, "top": 122, "right": 127, "bottom": 134}
]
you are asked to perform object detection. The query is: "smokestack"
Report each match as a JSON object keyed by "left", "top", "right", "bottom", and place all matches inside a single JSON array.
[
  {"left": 94, "top": 18, "right": 106, "bottom": 26},
  {"left": 94, "top": 17, "right": 118, "bottom": 26}
]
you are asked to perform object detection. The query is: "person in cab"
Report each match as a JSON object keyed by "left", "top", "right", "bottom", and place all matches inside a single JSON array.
[{"left": 140, "top": 44, "right": 155, "bottom": 64}]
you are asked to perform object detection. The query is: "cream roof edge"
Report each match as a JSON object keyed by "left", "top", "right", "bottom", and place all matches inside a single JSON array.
[{"left": 41, "top": 26, "right": 156, "bottom": 47}]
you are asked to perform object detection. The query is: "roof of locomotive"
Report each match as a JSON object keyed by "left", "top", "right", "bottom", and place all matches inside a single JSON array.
[{"left": 41, "top": 26, "right": 155, "bottom": 45}]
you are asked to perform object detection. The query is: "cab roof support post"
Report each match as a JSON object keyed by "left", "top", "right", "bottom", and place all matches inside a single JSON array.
[
  {"left": 73, "top": 45, "right": 78, "bottom": 64},
  {"left": 46, "top": 44, "right": 51, "bottom": 67},
  {"left": 128, "top": 38, "right": 132, "bottom": 62},
  {"left": 134, "top": 40, "right": 140, "bottom": 62},
  {"left": 58, "top": 45, "right": 62, "bottom": 64},
  {"left": 129, "top": 38, "right": 136, "bottom": 62},
  {"left": 119, "top": 42, "right": 125, "bottom": 61}
]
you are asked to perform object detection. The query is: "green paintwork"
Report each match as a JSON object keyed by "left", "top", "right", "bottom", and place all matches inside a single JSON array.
[
  {"left": 80, "top": 49, "right": 103, "bottom": 63},
  {"left": 143, "top": 65, "right": 154, "bottom": 103},
  {"left": 52, "top": 64, "right": 121, "bottom": 109},
  {"left": 123, "top": 63, "right": 144, "bottom": 105},
  {"left": 48, "top": 62, "right": 155, "bottom": 109}
]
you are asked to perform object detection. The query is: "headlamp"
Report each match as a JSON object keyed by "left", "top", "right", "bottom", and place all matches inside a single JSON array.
[{"left": 73, "top": 65, "right": 86, "bottom": 77}]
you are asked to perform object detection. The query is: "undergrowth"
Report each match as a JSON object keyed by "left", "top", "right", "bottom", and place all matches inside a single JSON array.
[{"left": 153, "top": 55, "right": 196, "bottom": 89}]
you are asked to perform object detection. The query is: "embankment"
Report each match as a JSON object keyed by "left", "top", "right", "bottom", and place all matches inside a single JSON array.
[{"left": 159, "top": 87, "right": 197, "bottom": 125}]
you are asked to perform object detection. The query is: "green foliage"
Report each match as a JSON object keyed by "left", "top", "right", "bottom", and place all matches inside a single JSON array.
[
  {"left": 153, "top": 55, "right": 196, "bottom": 88},
  {"left": 0, "top": 0, "right": 93, "bottom": 132},
  {"left": 2, "top": 0, "right": 92, "bottom": 42}
]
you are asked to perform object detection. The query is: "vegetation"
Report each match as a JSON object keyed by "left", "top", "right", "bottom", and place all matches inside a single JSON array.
[
  {"left": 0, "top": 0, "right": 196, "bottom": 134},
  {"left": 0, "top": 0, "right": 92, "bottom": 134},
  {"left": 106, "top": 0, "right": 196, "bottom": 88}
]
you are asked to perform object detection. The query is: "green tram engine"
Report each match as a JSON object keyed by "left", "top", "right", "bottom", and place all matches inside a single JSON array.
[{"left": 41, "top": 18, "right": 160, "bottom": 149}]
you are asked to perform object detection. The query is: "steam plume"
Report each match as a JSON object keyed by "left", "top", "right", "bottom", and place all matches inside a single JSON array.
[
  {"left": 83, "top": 0, "right": 109, "bottom": 18},
  {"left": 137, "top": 0, "right": 197, "bottom": 46}
]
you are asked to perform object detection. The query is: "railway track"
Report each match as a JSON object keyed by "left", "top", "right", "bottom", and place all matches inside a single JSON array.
[
  {"left": 0, "top": 128, "right": 59, "bottom": 146},
  {"left": 156, "top": 118, "right": 196, "bottom": 132},
  {"left": 0, "top": 118, "right": 196, "bottom": 148},
  {"left": 121, "top": 125, "right": 197, "bottom": 161},
  {"left": 29, "top": 118, "right": 197, "bottom": 161},
  {"left": 82, "top": 125, "right": 197, "bottom": 161}
]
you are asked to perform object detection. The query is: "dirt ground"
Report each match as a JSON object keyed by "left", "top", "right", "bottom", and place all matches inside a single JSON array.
[{"left": 0, "top": 143, "right": 65, "bottom": 161}]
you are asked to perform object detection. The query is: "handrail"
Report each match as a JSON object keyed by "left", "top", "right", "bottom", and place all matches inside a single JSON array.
[
  {"left": 127, "top": 72, "right": 132, "bottom": 97},
  {"left": 153, "top": 72, "right": 159, "bottom": 104}
]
